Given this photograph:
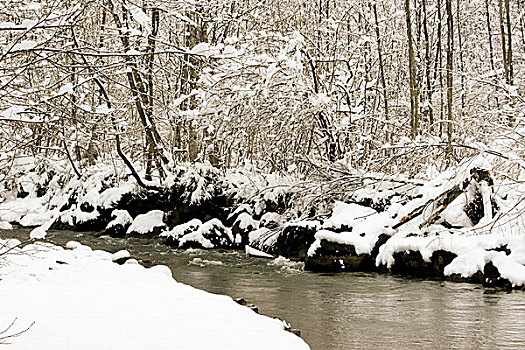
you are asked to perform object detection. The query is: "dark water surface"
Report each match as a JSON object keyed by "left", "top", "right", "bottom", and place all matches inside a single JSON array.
[{"left": 3, "top": 229, "right": 525, "bottom": 350}]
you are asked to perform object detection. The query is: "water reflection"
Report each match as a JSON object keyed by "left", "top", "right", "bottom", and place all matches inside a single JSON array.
[{"left": 2, "top": 229, "right": 525, "bottom": 350}]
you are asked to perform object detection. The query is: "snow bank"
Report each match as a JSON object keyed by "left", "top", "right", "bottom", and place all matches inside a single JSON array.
[{"left": 0, "top": 239, "right": 309, "bottom": 350}]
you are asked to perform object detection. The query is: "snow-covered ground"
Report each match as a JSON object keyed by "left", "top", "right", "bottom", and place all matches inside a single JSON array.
[{"left": 0, "top": 238, "right": 309, "bottom": 350}]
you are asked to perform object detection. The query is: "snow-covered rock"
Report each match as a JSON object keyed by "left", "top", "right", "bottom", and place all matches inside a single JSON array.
[
  {"left": 232, "top": 213, "right": 258, "bottom": 246},
  {"left": 126, "top": 210, "right": 166, "bottom": 236},
  {"left": 178, "top": 219, "right": 233, "bottom": 249},
  {"left": 276, "top": 221, "right": 320, "bottom": 260},
  {"left": 104, "top": 210, "right": 133, "bottom": 237},
  {"left": 322, "top": 202, "right": 376, "bottom": 232}
]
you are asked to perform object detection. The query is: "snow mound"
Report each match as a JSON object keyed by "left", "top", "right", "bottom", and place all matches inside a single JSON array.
[{"left": 126, "top": 210, "right": 165, "bottom": 235}]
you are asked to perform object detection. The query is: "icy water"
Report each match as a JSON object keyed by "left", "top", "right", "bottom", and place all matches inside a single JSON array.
[{"left": 3, "top": 229, "right": 525, "bottom": 350}]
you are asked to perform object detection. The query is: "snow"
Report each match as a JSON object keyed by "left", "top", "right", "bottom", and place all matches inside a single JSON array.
[
  {"left": 444, "top": 248, "right": 525, "bottom": 287},
  {"left": 20, "top": 210, "right": 52, "bottom": 227},
  {"left": 260, "top": 212, "right": 281, "bottom": 227},
  {"left": 245, "top": 245, "right": 274, "bottom": 258},
  {"left": 107, "top": 209, "right": 133, "bottom": 229},
  {"left": 11, "top": 40, "right": 37, "bottom": 51},
  {"left": 268, "top": 256, "right": 304, "bottom": 272},
  {"left": 98, "top": 182, "right": 135, "bottom": 209},
  {"left": 126, "top": 210, "right": 165, "bottom": 235},
  {"left": 312, "top": 212, "right": 394, "bottom": 256},
  {"left": 0, "top": 221, "right": 13, "bottom": 229},
  {"left": 191, "top": 42, "right": 210, "bottom": 55},
  {"left": 160, "top": 219, "right": 202, "bottom": 239},
  {"left": 322, "top": 202, "right": 377, "bottom": 230},
  {"left": 177, "top": 219, "right": 232, "bottom": 249},
  {"left": 0, "top": 197, "right": 45, "bottom": 223},
  {"left": 0, "top": 239, "right": 309, "bottom": 350},
  {"left": 234, "top": 212, "right": 257, "bottom": 230},
  {"left": 65, "top": 241, "right": 81, "bottom": 249},
  {"left": 128, "top": 5, "right": 151, "bottom": 33},
  {"left": 248, "top": 227, "right": 278, "bottom": 250},
  {"left": 58, "top": 83, "right": 74, "bottom": 95},
  {"left": 111, "top": 249, "right": 131, "bottom": 262},
  {"left": 29, "top": 226, "right": 46, "bottom": 239}
]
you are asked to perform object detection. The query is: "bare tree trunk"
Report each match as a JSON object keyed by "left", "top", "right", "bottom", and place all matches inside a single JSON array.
[
  {"left": 456, "top": 0, "right": 465, "bottom": 112},
  {"left": 106, "top": 0, "right": 167, "bottom": 179},
  {"left": 485, "top": 0, "right": 496, "bottom": 73},
  {"left": 373, "top": 3, "right": 389, "bottom": 143},
  {"left": 446, "top": 0, "right": 454, "bottom": 157},
  {"left": 435, "top": 0, "right": 444, "bottom": 136},
  {"left": 505, "top": 0, "right": 513, "bottom": 84},
  {"left": 422, "top": 0, "right": 433, "bottom": 130},
  {"left": 405, "top": 0, "right": 419, "bottom": 139},
  {"left": 498, "top": 0, "right": 509, "bottom": 83}
]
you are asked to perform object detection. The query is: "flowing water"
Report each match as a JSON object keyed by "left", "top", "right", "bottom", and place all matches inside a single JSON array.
[{"left": 3, "top": 229, "right": 525, "bottom": 350}]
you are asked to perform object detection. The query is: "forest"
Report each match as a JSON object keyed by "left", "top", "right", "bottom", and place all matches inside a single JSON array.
[
  {"left": 1, "top": 1, "right": 525, "bottom": 349},
  {"left": 0, "top": 0, "right": 522, "bottom": 177}
]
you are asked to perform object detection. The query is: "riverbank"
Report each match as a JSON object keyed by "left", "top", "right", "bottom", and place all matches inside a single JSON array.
[
  {"left": 0, "top": 236, "right": 309, "bottom": 349},
  {"left": 1, "top": 155, "right": 525, "bottom": 290}
]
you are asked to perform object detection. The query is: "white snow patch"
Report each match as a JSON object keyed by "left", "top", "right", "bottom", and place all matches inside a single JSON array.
[
  {"left": 0, "top": 240, "right": 309, "bottom": 349},
  {"left": 322, "top": 202, "right": 377, "bottom": 230},
  {"left": 0, "top": 221, "right": 13, "bottom": 230},
  {"left": 107, "top": 210, "right": 133, "bottom": 229},
  {"left": 126, "top": 210, "right": 165, "bottom": 234},
  {"left": 111, "top": 250, "right": 131, "bottom": 262},
  {"left": 245, "top": 245, "right": 274, "bottom": 259},
  {"left": 233, "top": 212, "right": 257, "bottom": 230},
  {"left": 160, "top": 219, "right": 202, "bottom": 238}
]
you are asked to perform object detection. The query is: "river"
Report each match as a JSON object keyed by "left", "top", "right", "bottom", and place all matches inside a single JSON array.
[{"left": 2, "top": 229, "right": 525, "bottom": 350}]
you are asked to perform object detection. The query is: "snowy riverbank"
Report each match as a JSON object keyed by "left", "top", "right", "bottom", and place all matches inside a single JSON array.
[
  {"left": 1, "top": 155, "right": 525, "bottom": 290},
  {"left": 0, "top": 238, "right": 309, "bottom": 349}
]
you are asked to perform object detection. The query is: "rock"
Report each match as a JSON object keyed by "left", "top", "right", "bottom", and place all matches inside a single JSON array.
[
  {"left": 482, "top": 262, "right": 513, "bottom": 290},
  {"left": 233, "top": 298, "right": 258, "bottom": 313},
  {"left": 446, "top": 271, "right": 483, "bottom": 284},
  {"left": 305, "top": 232, "right": 392, "bottom": 273},
  {"left": 126, "top": 210, "right": 166, "bottom": 238},
  {"left": 231, "top": 213, "right": 257, "bottom": 247},
  {"left": 287, "top": 329, "right": 302, "bottom": 337},
  {"left": 275, "top": 221, "right": 320, "bottom": 260},
  {"left": 259, "top": 212, "right": 281, "bottom": 229},
  {"left": 162, "top": 219, "right": 202, "bottom": 248},
  {"left": 225, "top": 204, "right": 253, "bottom": 227},
  {"left": 104, "top": 210, "right": 133, "bottom": 238},
  {"left": 247, "top": 227, "right": 278, "bottom": 255},
  {"left": 389, "top": 250, "right": 457, "bottom": 278},
  {"left": 111, "top": 250, "right": 131, "bottom": 265},
  {"left": 178, "top": 218, "right": 233, "bottom": 249},
  {"left": 305, "top": 239, "right": 376, "bottom": 273}
]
